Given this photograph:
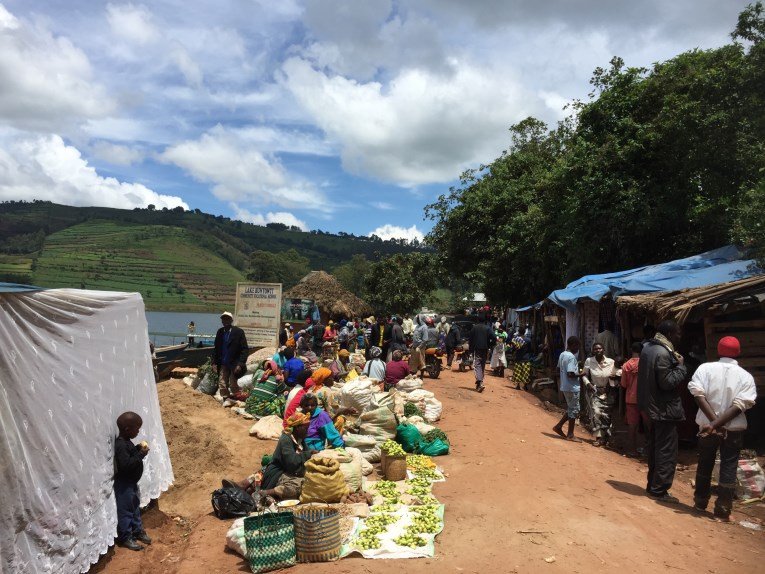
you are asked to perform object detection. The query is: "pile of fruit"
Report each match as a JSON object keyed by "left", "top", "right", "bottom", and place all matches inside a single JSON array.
[
  {"left": 381, "top": 439, "right": 406, "bottom": 456},
  {"left": 408, "top": 506, "right": 441, "bottom": 534},
  {"left": 370, "top": 502, "right": 399, "bottom": 513},
  {"left": 354, "top": 513, "right": 399, "bottom": 550},
  {"left": 394, "top": 530, "right": 427, "bottom": 548},
  {"left": 406, "top": 454, "right": 436, "bottom": 471},
  {"left": 412, "top": 466, "right": 441, "bottom": 481},
  {"left": 373, "top": 480, "right": 401, "bottom": 504}
]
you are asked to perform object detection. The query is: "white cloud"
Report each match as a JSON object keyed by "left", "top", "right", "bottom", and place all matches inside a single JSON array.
[
  {"left": 231, "top": 204, "right": 308, "bottom": 231},
  {"left": 369, "top": 224, "right": 424, "bottom": 243},
  {"left": 281, "top": 57, "right": 536, "bottom": 186},
  {"left": 169, "top": 41, "right": 204, "bottom": 88},
  {"left": 0, "top": 4, "right": 114, "bottom": 131},
  {"left": 91, "top": 140, "right": 144, "bottom": 165},
  {"left": 371, "top": 201, "right": 394, "bottom": 210},
  {"left": 159, "top": 125, "right": 331, "bottom": 211},
  {"left": 106, "top": 3, "right": 160, "bottom": 45},
  {"left": 0, "top": 133, "right": 187, "bottom": 210}
]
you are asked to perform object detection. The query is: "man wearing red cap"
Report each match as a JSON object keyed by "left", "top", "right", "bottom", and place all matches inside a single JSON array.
[{"left": 687, "top": 336, "right": 757, "bottom": 521}]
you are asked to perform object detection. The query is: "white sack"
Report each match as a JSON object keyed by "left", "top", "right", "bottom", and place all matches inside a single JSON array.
[
  {"left": 396, "top": 376, "right": 423, "bottom": 393},
  {"left": 226, "top": 517, "right": 247, "bottom": 557},
  {"left": 249, "top": 415, "right": 283, "bottom": 440},
  {"left": 0, "top": 289, "right": 173, "bottom": 574},
  {"left": 358, "top": 406, "right": 398, "bottom": 444},
  {"left": 423, "top": 397, "right": 443, "bottom": 423},
  {"left": 340, "top": 378, "right": 375, "bottom": 413},
  {"left": 237, "top": 373, "right": 256, "bottom": 393}
]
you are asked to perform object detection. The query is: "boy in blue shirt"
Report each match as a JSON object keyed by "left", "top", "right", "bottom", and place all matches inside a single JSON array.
[
  {"left": 553, "top": 336, "right": 583, "bottom": 441},
  {"left": 282, "top": 347, "right": 305, "bottom": 387}
]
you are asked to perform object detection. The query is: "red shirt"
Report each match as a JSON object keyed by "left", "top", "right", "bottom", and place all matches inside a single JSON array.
[
  {"left": 620, "top": 357, "right": 640, "bottom": 404},
  {"left": 385, "top": 360, "right": 410, "bottom": 387},
  {"left": 282, "top": 388, "right": 306, "bottom": 428}
]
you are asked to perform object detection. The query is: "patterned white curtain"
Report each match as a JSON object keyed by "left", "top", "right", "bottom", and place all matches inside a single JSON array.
[{"left": 0, "top": 289, "right": 174, "bottom": 573}]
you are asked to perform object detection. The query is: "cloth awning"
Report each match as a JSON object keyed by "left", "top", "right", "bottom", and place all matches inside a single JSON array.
[{"left": 546, "top": 245, "right": 762, "bottom": 312}]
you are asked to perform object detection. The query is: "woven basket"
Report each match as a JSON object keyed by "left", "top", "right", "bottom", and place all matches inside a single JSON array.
[
  {"left": 384, "top": 454, "right": 407, "bottom": 481},
  {"left": 380, "top": 450, "right": 388, "bottom": 474},
  {"left": 244, "top": 511, "right": 296, "bottom": 573},
  {"left": 292, "top": 505, "right": 341, "bottom": 563}
]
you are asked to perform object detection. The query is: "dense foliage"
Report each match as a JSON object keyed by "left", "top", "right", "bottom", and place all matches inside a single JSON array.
[
  {"left": 427, "top": 3, "right": 765, "bottom": 305},
  {"left": 363, "top": 252, "right": 439, "bottom": 315}
]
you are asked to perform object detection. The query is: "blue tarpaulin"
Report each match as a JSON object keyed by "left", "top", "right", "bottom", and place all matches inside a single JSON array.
[
  {"left": 0, "top": 282, "right": 45, "bottom": 293},
  {"left": 547, "top": 246, "right": 762, "bottom": 312}
]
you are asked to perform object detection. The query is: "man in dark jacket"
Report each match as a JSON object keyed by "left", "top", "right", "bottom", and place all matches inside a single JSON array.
[
  {"left": 445, "top": 322, "right": 461, "bottom": 368},
  {"left": 637, "top": 320, "right": 687, "bottom": 503},
  {"left": 389, "top": 316, "right": 407, "bottom": 359},
  {"left": 214, "top": 311, "right": 249, "bottom": 398},
  {"left": 469, "top": 321, "right": 495, "bottom": 393}
]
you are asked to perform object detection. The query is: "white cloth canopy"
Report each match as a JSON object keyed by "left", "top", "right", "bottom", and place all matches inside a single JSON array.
[{"left": 0, "top": 289, "right": 174, "bottom": 573}]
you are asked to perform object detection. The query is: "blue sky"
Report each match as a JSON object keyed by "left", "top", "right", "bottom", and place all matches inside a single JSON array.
[{"left": 0, "top": 1, "right": 751, "bottom": 240}]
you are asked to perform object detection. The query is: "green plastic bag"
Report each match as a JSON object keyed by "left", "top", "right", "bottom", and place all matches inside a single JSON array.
[
  {"left": 395, "top": 423, "right": 423, "bottom": 453},
  {"left": 417, "top": 437, "right": 449, "bottom": 457}
]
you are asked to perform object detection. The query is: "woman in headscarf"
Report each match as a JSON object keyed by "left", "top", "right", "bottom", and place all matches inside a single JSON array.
[
  {"left": 300, "top": 394, "right": 345, "bottom": 451},
  {"left": 582, "top": 342, "right": 617, "bottom": 448},
  {"left": 239, "top": 412, "right": 314, "bottom": 501},
  {"left": 310, "top": 367, "right": 357, "bottom": 433},
  {"left": 283, "top": 371, "right": 314, "bottom": 427},
  {"left": 511, "top": 331, "right": 533, "bottom": 390},
  {"left": 363, "top": 346, "right": 387, "bottom": 382}
]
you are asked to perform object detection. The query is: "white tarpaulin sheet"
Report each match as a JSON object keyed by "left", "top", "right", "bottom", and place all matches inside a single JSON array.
[{"left": 0, "top": 289, "right": 174, "bottom": 573}]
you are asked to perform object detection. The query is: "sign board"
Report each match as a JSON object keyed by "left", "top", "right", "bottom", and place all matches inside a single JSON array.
[
  {"left": 234, "top": 282, "right": 282, "bottom": 347},
  {"left": 281, "top": 298, "right": 314, "bottom": 323}
]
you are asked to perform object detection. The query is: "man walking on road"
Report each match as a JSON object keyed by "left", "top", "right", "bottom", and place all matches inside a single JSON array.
[
  {"left": 637, "top": 320, "right": 687, "bottom": 503},
  {"left": 553, "top": 336, "right": 583, "bottom": 441},
  {"left": 469, "top": 319, "right": 495, "bottom": 393},
  {"left": 688, "top": 336, "right": 756, "bottom": 521}
]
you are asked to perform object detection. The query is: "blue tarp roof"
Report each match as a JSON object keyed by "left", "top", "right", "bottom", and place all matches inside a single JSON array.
[
  {"left": 0, "top": 282, "right": 45, "bottom": 293},
  {"left": 547, "top": 245, "right": 762, "bottom": 312}
]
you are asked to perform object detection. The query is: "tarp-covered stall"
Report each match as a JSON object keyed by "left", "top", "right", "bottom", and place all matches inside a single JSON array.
[{"left": 0, "top": 287, "right": 174, "bottom": 573}]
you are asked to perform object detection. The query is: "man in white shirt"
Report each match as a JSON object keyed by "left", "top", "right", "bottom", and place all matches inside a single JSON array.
[{"left": 687, "top": 336, "right": 757, "bottom": 521}]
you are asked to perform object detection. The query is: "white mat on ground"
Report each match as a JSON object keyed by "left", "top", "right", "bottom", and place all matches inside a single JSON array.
[
  {"left": 340, "top": 504, "right": 445, "bottom": 559},
  {"left": 0, "top": 288, "right": 174, "bottom": 574}
]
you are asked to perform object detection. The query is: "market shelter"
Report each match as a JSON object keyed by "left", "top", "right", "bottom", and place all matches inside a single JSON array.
[{"left": 0, "top": 285, "right": 174, "bottom": 574}]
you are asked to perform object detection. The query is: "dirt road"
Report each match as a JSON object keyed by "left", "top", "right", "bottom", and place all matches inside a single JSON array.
[{"left": 93, "top": 370, "right": 763, "bottom": 574}]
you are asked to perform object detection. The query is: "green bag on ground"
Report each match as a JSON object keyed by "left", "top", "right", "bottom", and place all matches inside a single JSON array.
[
  {"left": 396, "top": 423, "right": 423, "bottom": 453},
  {"left": 417, "top": 437, "right": 450, "bottom": 457},
  {"left": 244, "top": 512, "right": 296, "bottom": 573}
]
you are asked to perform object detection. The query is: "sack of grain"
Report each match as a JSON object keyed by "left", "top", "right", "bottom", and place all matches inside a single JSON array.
[
  {"left": 236, "top": 373, "right": 256, "bottom": 393},
  {"left": 340, "top": 377, "right": 375, "bottom": 413},
  {"left": 196, "top": 374, "right": 218, "bottom": 395},
  {"left": 396, "top": 376, "right": 423, "bottom": 393},
  {"left": 342, "top": 433, "right": 381, "bottom": 464},
  {"left": 423, "top": 397, "right": 443, "bottom": 423},
  {"left": 248, "top": 415, "right": 283, "bottom": 440},
  {"left": 299, "top": 457, "right": 350, "bottom": 504},
  {"left": 350, "top": 352, "right": 366, "bottom": 370},
  {"left": 358, "top": 406, "right": 398, "bottom": 444},
  {"left": 315, "top": 448, "right": 363, "bottom": 493}
]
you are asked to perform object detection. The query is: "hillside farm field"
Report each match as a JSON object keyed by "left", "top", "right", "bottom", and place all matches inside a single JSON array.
[
  {"left": 0, "top": 255, "right": 34, "bottom": 284},
  {"left": 32, "top": 221, "right": 245, "bottom": 310}
]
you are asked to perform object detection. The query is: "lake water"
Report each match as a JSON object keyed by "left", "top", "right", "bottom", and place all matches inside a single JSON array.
[{"left": 146, "top": 311, "right": 221, "bottom": 346}]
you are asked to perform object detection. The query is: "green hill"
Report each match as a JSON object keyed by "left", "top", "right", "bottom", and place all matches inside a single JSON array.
[{"left": 0, "top": 201, "right": 421, "bottom": 310}]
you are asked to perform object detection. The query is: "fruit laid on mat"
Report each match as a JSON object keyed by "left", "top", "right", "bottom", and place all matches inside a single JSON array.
[
  {"left": 355, "top": 530, "right": 382, "bottom": 550},
  {"left": 394, "top": 531, "right": 427, "bottom": 548},
  {"left": 406, "top": 454, "right": 436, "bottom": 471},
  {"left": 412, "top": 467, "right": 441, "bottom": 481}
]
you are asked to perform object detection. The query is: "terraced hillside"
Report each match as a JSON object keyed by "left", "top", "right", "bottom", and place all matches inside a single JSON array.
[{"left": 32, "top": 221, "right": 244, "bottom": 311}]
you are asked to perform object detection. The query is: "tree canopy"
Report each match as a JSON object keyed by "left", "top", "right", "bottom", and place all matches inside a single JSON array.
[{"left": 426, "top": 3, "right": 765, "bottom": 305}]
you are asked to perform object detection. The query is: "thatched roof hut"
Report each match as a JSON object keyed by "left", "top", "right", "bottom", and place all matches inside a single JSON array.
[{"left": 286, "top": 271, "right": 372, "bottom": 321}]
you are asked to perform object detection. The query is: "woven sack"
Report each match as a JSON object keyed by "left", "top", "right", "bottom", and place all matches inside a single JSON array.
[
  {"left": 299, "top": 457, "right": 349, "bottom": 504},
  {"left": 293, "top": 505, "right": 341, "bottom": 562},
  {"left": 244, "top": 511, "right": 296, "bottom": 573}
]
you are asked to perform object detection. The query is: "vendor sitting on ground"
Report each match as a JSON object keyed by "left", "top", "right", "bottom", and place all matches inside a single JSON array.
[
  {"left": 385, "top": 349, "right": 410, "bottom": 390},
  {"left": 362, "top": 346, "right": 387, "bottom": 381},
  {"left": 300, "top": 394, "right": 345, "bottom": 451},
  {"left": 283, "top": 371, "right": 314, "bottom": 427},
  {"left": 240, "top": 412, "right": 316, "bottom": 500}
]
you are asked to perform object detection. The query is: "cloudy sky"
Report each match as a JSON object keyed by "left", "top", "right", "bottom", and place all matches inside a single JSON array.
[{"left": 0, "top": 1, "right": 751, "bottom": 240}]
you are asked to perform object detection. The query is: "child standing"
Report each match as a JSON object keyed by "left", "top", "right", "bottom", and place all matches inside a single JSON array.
[{"left": 114, "top": 412, "right": 152, "bottom": 551}]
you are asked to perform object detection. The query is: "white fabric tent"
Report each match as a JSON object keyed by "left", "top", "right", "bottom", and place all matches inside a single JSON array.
[{"left": 0, "top": 288, "right": 174, "bottom": 573}]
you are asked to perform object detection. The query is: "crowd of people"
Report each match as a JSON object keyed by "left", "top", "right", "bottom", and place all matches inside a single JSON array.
[{"left": 553, "top": 320, "right": 757, "bottom": 522}]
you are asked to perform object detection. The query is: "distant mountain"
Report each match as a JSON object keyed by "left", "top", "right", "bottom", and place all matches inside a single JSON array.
[{"left": 0, "top": 201, "right": 422, "bottom": 310}]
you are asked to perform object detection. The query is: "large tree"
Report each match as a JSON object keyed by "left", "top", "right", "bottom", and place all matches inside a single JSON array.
[
  {"left": 427, "top": 3, "right": 765, "bottom": 305},
  {"left": 363, "top": 252, "right": 439, "bottom": 315}
]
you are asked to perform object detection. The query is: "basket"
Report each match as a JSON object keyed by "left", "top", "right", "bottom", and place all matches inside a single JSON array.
[
  {"left": 384, "top": 454, "right": 407, "bottom": 481},
  {"left": 292, "top": 505, "right": 341, "bottom": 562},
  {"left": 380, "top": 449, "right": 388, "bottom": 474},
  {"left": 244, "top": 511, "right": 296, "bottom": 573}
]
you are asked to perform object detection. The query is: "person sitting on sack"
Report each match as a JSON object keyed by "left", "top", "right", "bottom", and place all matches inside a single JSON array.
[
  {"left": 239, "top": 412, "right": 316, "bottom": 501},
  {"left": 688, "top": 336, "right": 756, "bottom": 521},
  {"left": 362, "top": 346, "right": 387, "bottom": 382},
  {"left": 300, "top": 394, "right": 345, "bottom": 451}
]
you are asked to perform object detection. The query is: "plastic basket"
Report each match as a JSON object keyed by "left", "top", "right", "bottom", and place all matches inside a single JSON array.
[
  {"left": 292, "top": 505, "right": 341, "bottom": 562},
  {"left": 244, "top": 511, "right": 296, "bottom": 573}
]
